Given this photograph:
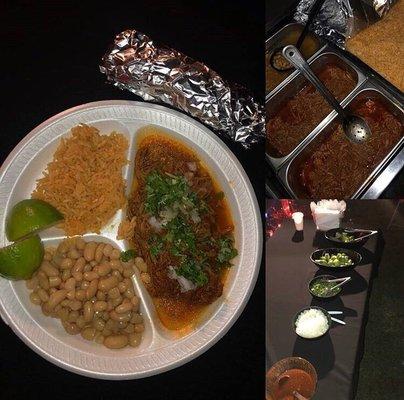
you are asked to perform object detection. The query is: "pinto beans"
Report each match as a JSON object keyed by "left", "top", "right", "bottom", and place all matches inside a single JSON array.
[
  {"left": 40, "top": 261, "right": 59, "bottom": 277},
  {"left": 83, "top": 242, "right": 97, "bottom": 262},
  {"left": 98, "top": 276, "right": 119, "bottom": 292},
  {"left": 104, "top": 335, "right": 128, "bottom": 349},
  {"left": 47, "top": 289, "right": 67, "bottom": 309},
  {"left": 86, "top": 278, "right": 98, "bottom": 300},
  {"left": 25, "top": 239, "right": 143, "bottom": 349}
]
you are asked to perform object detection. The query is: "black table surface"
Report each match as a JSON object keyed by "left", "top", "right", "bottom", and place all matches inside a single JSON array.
[
  {"left": 0, "top": 2, "right": 265, "bottom": 399},
  {"left": 266, "top": 204, "right": 383, "bottom": 399}
]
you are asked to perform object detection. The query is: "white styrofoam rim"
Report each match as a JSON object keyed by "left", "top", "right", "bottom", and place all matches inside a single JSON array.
[{"left": 0, "top": 100, "right": 262, "bottom": 379}]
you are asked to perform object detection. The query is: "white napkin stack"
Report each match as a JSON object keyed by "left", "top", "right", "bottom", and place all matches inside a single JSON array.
[{"left": 310, "top": 200, "right": 346, "bottom": 231}]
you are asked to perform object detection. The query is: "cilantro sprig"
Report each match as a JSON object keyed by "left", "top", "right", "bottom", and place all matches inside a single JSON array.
[
  {"left": 145, "top": 171, "right": 199, "bottom": 217},
  {"left": 149, "top": 235, "right": 164, "bottom": 259},
  {"left": 144, "top": 171, "right": 237, "bottom": 288},
  {"left": 120, "top": 249, "right": 136, "bottom": 262},
  {"left": 217, "top": 236, "right": 238, "bottom": 267},
  {"left": 177, "top": 259, "right": 208, "bottom": 287}
]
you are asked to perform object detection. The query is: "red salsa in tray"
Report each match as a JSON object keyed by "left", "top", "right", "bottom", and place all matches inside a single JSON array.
[
  {"left": 266, "top": 64, "right": 356, "bottom": 157},
  {"left": 299, "top": 95, "right": 404, "bottom": 198}
]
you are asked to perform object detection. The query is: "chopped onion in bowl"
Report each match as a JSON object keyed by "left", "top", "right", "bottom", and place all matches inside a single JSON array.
[{"left": 295, "top": 308, "right": 329, "bottom": 339}]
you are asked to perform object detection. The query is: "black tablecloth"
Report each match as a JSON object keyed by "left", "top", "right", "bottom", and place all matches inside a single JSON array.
[{"left": 266, "top": 214, "right": 383, "bottom": 399}]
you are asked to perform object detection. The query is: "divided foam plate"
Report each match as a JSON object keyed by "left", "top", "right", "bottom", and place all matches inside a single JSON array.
[{"left": 0, "top": 100, "right": 262, "bottom": 379}]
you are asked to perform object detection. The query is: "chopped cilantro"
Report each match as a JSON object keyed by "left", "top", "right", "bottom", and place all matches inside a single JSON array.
[
  {"left": 177, "top": 259, "right": 208, "bottom": 287},
  {"left": 149, "top": 236, "right": 164, "bottom": 258},
  {"left": 217, "top": 236, "right": 238, "bottom": 267},
  {"left": 164, "top": 215, "right": 196, "bottom": 253},
  {"left": 120, "top": 249, "right": 136, "bottom": 262},
  {"left": 143, "top": 171, "right": 236, "bottom": 288},
  {"left": 145, "top": 171, "right": 199, "bottom": 217}
]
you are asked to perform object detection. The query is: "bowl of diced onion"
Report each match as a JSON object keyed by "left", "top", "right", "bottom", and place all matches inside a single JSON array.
[{"left": 292, "top": 306, "right": 331, "bottom": 340}]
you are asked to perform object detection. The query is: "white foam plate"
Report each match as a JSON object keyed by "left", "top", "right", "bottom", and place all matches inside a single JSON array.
[{"left": 0, "top": 100, "right": 262, "bottom": 379}]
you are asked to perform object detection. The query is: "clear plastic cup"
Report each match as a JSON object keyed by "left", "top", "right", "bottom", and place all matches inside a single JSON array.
[{"left": 292, "top": 212, "right": 304, "bottom": 231}]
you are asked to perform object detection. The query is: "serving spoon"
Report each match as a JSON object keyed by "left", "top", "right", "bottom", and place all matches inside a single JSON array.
[
  {"left": 327, "top": 310, "right": 346, "bottom": 325},
  {"left": 326, "top": 276, "right": 352, "bottom": 292},
  {"left": 342, "top": 228, "right": 378, "bottom": 241},
  {"left": 277, "top": 378, "right": 310, "bottom": 400},
  {"left": 330, "top": 317, "right": 346, "bottom": 325},
  {"left": 282, "top": 45, "right": 371, "bottom": 143}
]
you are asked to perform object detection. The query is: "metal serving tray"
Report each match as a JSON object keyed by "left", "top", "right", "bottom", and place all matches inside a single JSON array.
[
  {"left": 266, "top": 50, "right": 366, "bottom": 170},
  {"left": 265, "top": 18, "right": 404, "bottom": 199},
  {"left": 265, "top": 22, "right": 323, "bottom": 99},
  {"left": 278, "top": 84, "right": 404, "bottom": 199}
]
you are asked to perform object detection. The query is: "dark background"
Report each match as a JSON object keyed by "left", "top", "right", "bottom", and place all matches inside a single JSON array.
[
  {"left": 266, "top": 0, "right": 298, "bottom": 34},
  {"left": 0, "top": 1, "right": 265, "bottom": 399}
]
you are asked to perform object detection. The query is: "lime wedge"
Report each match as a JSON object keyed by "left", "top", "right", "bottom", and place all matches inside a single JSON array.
[
  {"left": 6, "top": 199, "right": 63, "bottom": 241},
  {"left": 0, "top": 235, "right": 44, "bottom": 280}
]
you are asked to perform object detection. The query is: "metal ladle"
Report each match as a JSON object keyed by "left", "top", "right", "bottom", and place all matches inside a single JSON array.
[{"left": 282, "top": 45, "right": 371, "bottom": 143}]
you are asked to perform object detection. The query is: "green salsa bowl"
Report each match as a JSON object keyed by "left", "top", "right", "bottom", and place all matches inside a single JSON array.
[
  {"left": 310, "top": 248, "right": 361, "bottom": 270},
  {"left": 325, "top": 228, "right": 372, "bottom": 247},
  {"left": 308, "top": 274, "right": 342, "bottom": 299}
]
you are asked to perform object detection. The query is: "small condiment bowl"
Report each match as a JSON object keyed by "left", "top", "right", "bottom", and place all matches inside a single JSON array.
[
  {"left": 308, "top": 274, "right": 342, "bottom": 300},
  {"left": 310, "top": 248, "right": 362, "bottom": 270},
  {"left": 292, "top": 306, "right": 332, "bottom": 340},
  {"left": 266, "top": 357, "right": 317, "bottom": 400},
  {"left": 325, "top": 228, "right": 372, "bottom": 247}
]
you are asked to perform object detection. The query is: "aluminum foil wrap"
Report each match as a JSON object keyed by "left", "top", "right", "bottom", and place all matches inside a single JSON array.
[
  {"left": 100, "top": 30, "right": 264, "bottom": 147},
  {"left": 294, "top": 0, "right": 398, "bottom": 47}
]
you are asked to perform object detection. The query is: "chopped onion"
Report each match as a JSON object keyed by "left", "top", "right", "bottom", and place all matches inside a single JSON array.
[
  {"left": 159, "top": 207, "right": 177, "bottom": 224},
  {"left": 187, "top": 162, "right": 197, "bottom": 172},
  {"left": 184, "top": 171, "right": 194, "bottom": 183},
  {"left": 148, "top": 216, "right": 163, "bottom": 231},
  {"left": 295, "top": 309, "right": 329, "bottom": 339},
  {"left": 190, "top": 209, "right": 201, "bottom": 224},
  {"left": 178, "top": 203, "right": 188, "bottom": 214},
  {"left": 167, "top": 266, "right": 196, "bottom": 292}
]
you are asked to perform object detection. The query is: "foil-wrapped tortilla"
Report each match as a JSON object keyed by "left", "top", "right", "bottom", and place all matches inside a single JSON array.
[
  {"left": 294, "top": 0, "right": 398, "bottom": 47},
  {"left": 100, "top": 30, "right": 264, "bottom": 147}
]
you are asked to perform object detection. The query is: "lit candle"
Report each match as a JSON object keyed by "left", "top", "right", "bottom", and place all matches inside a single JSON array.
[{"left": 292, "top": 212, "right": 304, "bottom": 231}]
